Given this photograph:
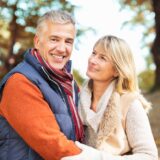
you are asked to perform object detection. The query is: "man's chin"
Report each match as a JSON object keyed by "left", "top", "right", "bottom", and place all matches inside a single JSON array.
[{"left": 50, "top": 63, "right": 65, "bottom": 70}]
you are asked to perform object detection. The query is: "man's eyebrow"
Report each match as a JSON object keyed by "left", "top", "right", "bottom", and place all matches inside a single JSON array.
[
  {"left": 49, "top": 35, "right": 59, "bottom": 38},
  {"left": 49, "top": 35, "right": 74, "bottom": 41},
  {"left": 66, "top": 37, "right": 74, "bottom": 41}
]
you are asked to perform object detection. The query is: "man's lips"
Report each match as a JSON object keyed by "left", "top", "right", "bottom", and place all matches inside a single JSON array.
[{"left": 50, "top": 54, "right": 66, "bottom": 62}]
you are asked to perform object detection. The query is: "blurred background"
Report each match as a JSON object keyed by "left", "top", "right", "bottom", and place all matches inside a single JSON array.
[{"left": 0, "top": 0, "right": 159, "bottom": 156}]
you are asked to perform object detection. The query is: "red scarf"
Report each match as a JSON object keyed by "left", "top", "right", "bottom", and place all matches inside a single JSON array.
[{"left": 32, "top": 49, "right": 84, "bottom": 141}]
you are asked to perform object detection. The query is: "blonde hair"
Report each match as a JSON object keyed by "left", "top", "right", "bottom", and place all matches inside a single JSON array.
[
  {"left": 36, "top": 10, "right": 75, "bottom": 35},
  {"left": 94, "top": 35, "right": 139, "bottom": 93}
]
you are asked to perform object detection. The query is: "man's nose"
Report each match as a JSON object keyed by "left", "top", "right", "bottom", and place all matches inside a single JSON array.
[{"left": 56, "top": 42, "right": 66, "bottom": 52}]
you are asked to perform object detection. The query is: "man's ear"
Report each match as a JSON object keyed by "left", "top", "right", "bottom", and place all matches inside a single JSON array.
[{"left": 34, "top": 35, "right": 39, "bottom": 49}]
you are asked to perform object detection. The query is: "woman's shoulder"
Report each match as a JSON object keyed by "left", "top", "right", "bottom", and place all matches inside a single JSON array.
[{"left": 119, "top": 91, "right": 151, "bottom": 114}]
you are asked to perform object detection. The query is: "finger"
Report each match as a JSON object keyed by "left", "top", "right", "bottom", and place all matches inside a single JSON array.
[
  {"left": 75, "top": 141, "right": 88, "bottom": 150},
  {"left": 61, "top": 156, "right": 79, "bottom": 160}
]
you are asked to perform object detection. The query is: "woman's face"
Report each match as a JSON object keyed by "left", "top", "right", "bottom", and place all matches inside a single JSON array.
[{"left": 86, "top": 43, "right": 117, "bottom": 83}]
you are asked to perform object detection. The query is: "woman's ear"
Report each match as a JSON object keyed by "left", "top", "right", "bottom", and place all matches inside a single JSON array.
[{"left": 113, "top": 70, "right": 119, "bottom": 78}]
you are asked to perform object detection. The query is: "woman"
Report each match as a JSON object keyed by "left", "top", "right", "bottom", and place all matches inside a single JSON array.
[{"left": 61, "top": 35, "right": 158, "bottom": 160}]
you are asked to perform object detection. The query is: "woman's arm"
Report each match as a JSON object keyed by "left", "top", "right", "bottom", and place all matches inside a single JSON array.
[
  {"left": 121, "top": 99, "right": 158, "bottom": 160},
  {"left": 61, "top": 99, "right": 158, "bottom": 160}
]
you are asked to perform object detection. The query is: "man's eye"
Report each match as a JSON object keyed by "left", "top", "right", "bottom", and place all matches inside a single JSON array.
[
  {"left": 51, "top": 39, "right": 57, "bottom": 42},
  {"left": 50, "top": 37, "right": 58, "bottom": 42},
  {"left": 66, "top": 40, "right": 73, "bottom": 45}
]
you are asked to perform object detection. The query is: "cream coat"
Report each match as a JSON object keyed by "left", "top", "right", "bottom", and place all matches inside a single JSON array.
[{"left": 78, "top": 80, "right": 158, "bottom": 159}]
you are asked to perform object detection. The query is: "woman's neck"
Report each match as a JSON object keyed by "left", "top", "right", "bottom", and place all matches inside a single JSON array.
[{"left": 91, "top": 80, "right": 111, "bottom": 111}]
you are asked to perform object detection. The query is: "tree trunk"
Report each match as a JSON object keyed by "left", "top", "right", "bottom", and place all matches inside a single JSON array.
[
  {"left": 151, "top": 0, "right": 160, "bottom": 90},
  {"left": 5, "top": 3, "right": 18, "bottom": 71}
]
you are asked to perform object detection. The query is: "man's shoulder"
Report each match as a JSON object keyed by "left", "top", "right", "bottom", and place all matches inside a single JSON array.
[
  {"left": 7, "top": 73, "right": 29, "bottom": 83},
  {"left": 5, "top": 73, "right": 37, "bottom": 89},
  {"left": 3, "top": 73, "right": 42, "bottom": 98}
]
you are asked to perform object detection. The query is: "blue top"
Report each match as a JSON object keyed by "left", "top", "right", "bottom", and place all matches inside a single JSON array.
[{"left": 0, "top": 49, "right": 79, "bottom": 160}]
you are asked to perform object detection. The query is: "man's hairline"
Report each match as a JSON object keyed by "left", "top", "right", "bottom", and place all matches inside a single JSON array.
[{"left": 35, "top": 19, "right": 76, "bottom": 37}]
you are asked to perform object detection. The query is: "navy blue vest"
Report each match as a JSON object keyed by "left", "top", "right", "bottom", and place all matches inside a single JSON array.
[{"left": 0, "top": 49, "right": 79, "bottom": 160}]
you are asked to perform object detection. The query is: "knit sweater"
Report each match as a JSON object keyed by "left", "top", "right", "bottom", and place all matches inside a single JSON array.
[
  {"left": 78, "top": 80, "right": 158, "bottom": 160},
  {"left": 0, "top": 73, "right": 80, "bottom": 160}
]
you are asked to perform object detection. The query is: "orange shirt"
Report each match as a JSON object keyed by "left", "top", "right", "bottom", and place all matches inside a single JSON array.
[{"left": 0, "top": 73, "right": 81, "bottom": 160}]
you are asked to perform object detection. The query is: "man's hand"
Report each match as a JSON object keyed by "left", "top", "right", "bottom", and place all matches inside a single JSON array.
[{"left": 61, "top": 141, "right": 102, "bottom": 160}]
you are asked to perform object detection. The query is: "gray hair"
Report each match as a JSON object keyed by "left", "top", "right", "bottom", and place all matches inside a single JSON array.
[{"left": 36, "top": 10, "right": 75, "bottom": 35}]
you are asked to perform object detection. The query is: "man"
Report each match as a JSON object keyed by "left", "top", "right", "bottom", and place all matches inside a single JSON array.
[{"left": 0, "top": 10, "right": 83, "bottom": 160}]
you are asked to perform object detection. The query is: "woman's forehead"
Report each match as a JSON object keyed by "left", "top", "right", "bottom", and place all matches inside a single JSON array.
[{"left": 94, "top": 44, "right": 109, "bottom": 56}]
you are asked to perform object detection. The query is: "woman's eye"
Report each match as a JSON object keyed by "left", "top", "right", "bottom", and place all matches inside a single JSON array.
[{"left": 100, "top": 56, "right": 106, "bottom": 60}]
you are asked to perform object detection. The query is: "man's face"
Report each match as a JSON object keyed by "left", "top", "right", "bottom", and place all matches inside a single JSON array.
[{"left": 34, "top": 20, "right": 76, "bottom": 69}]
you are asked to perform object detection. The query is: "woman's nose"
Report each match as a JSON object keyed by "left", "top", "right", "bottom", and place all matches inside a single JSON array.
[{"left": 89, "top": 56, "right": 99, "bottom": 64}]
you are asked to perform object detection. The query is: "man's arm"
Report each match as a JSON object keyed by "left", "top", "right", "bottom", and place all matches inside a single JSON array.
[{"left": 0, "top": 73, "right": 81, "bottom": 160}]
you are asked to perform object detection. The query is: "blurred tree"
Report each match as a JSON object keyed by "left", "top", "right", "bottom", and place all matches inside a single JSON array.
[
  {"left": 138, "top": 69, "right": 155, "bottom": 92},
  {"left": 73, "top": 69, "right": 85, "bottom": 87},
  {"left": 0, "top": 0, "right": 78, "bottom": 78},
  {"left": 119, "top": 0, "right": 160, "bottom": 91}
]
